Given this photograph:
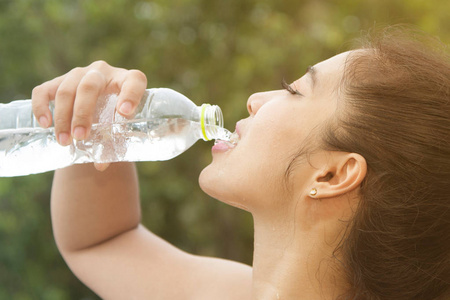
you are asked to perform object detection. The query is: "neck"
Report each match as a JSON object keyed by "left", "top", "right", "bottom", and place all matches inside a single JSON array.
[{"left": 250, "top": 208, "right": 346, "bottom": 300}]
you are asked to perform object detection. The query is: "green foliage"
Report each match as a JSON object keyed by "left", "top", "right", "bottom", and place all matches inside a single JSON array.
[{"left": 0, "top": 0, "right": 449, "bottom": 298}]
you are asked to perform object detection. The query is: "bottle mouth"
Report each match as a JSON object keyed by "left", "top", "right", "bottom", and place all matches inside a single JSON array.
[{"left": 200, "top": 104, "right": 224, "bottom": 141}]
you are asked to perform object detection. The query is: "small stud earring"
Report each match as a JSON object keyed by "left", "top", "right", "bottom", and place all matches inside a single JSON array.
[{"left": 309, "top": 188, "right": 318, "bottom": 197}]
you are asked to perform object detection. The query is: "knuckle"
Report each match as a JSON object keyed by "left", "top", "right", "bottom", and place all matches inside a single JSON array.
[
  {"left": 31, "top": 102, "right": 46, "bottom": 115},
  {"left": 70, "top": 67, "right": 84, "bottom": 76},
  {"left": 90, "top": 60, "right": 109, "bottom": 69},
  {"left": 55, "top": 88, "right": 74, "bottom": 100},
  {"left": 73, "top": 109, "right": 92, "bottom": 124},
  {"left": 31, "top": 84, "right": 44, "bottom": 97},
  {"left": 128, "top": 69, "right": 147, "bottom": 84},
  {"left": 78, "top": 80, "right": 99, "bottom": 94},
  {"left": 122, "top": 89, "right": 142, "bottom": 104},
  {"left": 54, "top": 116, "right": 71, "bottom": 131}
]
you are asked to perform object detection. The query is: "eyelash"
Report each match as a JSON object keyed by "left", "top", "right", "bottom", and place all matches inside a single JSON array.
[{"left": 281, "top": 79, "right": 304, "bottom": 97}]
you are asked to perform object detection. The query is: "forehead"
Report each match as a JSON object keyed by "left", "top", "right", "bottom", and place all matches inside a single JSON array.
[
  {"left": 315, "top": 51, "right": 352, "bottom": 70},
  {"left": 309, "top": 51, "right": 353, "bottom": 96}
]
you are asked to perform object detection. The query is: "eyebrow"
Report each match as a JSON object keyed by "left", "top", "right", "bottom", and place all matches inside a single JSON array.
[{"left": 306, "top": 65, "right": 316, "bottom": 89}]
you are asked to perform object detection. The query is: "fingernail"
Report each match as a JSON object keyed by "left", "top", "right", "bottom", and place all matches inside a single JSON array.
[
  {"left": 73, "top": 126, "right": 86, "bottom": 140},
  {"left": 119, "top": 101, "right": 133, "bottom": 115},
  {"left": 94, "top": 163, "right": 109, "bottom": 172},
  {"left": 58, "top": 133, "right": 70, "bottom": 146},
  {"left": 39, "top": 116, "right": 49, "bottom": 128}
]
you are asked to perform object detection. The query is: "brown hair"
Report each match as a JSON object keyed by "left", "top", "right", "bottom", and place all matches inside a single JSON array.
[{"left": 324, "top": 26, "right": 450, "bottom": 299}]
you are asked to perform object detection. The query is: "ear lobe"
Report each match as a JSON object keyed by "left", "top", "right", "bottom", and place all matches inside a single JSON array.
[{"left": 311, "top": 153, "right": 367, "bottom": 198}]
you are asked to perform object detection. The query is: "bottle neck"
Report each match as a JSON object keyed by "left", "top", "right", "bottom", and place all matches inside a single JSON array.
[{"left": 199, "top": 104, "right": 224, "bottom": 141}]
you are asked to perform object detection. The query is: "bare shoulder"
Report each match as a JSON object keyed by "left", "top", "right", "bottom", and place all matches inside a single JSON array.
[{"left": 62, "top": 225, "right": 252, "bottom": 300}]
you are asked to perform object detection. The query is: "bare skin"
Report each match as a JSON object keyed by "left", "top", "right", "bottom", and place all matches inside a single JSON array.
[
  {"left": 32, "top": 53, "right": 367, "bottom": 299},
  {"left": 51, "top": 162, "right": 252, "bottom": 300}
]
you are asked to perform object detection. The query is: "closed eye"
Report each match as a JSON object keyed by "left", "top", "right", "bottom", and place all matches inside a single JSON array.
[{"left": 281, "top": 78, "right": 304, "bottom": 97}]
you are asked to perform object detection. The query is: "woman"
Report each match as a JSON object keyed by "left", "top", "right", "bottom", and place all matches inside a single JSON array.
[{"left": 32, "top": 27, "right": 450, "bottom": 299}]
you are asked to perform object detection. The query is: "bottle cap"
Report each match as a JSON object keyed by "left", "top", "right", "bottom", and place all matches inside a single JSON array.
[{"left": 200, "top": 104, "right": 224, "bottom": 141}]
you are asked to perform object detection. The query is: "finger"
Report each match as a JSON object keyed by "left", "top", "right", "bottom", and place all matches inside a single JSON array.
[
  {"left": 115, "top": 69, "right": 147, "bottom": 117},
  {"left": 71, "top": 70, "right": 107, "bottom": 140},
  {"left": 94, "top": 162, "right": 110, "bottom": 172},
  {"left": 53, "top": 68, "right": 85, "bottom": 146},
  {"left": 31, "top": 75, "right": 65, "bottom": 128}
]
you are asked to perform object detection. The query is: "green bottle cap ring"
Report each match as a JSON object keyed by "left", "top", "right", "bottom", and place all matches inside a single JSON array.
[{"left": 200, "top": 104, "right": 211, "bottom": 141}]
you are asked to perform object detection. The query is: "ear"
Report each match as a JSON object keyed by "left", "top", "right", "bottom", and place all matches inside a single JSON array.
[{"left": 310, "top": 152, "right": 367, "bottom": 199}]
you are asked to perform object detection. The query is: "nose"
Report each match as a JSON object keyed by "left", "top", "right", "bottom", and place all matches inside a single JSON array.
[{"left": 246, "top": 91, "right": 276, "bottom": 116}]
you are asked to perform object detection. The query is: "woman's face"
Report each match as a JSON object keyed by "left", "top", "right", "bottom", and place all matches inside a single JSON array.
[{"left": 199, "top": 51, "right": 351, "bottom": 213}]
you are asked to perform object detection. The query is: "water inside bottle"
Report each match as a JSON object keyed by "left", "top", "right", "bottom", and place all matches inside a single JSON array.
[{"left": 0, "top": 118, "right": 235, "bottom": 177}]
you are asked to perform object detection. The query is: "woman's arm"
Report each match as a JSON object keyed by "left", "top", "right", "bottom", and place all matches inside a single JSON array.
[
  {"left": 51, "top": 162, "right": 140, "bottom": 253},
  {"left": 35, "top": 62, "right": 252, "bottom": 299}
]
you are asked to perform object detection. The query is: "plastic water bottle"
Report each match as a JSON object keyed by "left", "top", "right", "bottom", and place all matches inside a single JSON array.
[{"left": 0, "top": 88, "right": 232, "bottom": 177}]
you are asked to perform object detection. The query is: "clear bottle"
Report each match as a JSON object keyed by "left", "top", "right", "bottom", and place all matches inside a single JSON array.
[{"left": 0, "top": 88, "right": 231, "bottom": 177}]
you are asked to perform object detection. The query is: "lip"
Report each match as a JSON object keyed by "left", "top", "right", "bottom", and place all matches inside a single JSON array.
[
  {"left": 212, "top": 140, "right": 235, "bottom": 153},
  {"left": 211, "top": 121, "right": 242, "bottom": 153},
  {"left": 235, "top": 121, "right": 242, "bottom": 138}
]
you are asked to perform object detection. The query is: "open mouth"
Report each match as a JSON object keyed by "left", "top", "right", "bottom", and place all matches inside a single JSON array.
[{"left": 213, "top": 130, "right": 239, "bottom": 151}]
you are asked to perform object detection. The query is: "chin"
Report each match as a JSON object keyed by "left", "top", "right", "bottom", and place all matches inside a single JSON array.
[
  {"left": 198, "top": 164, "right": 250, "bottom": 212},
  {"left": 198, "top": 163, "right": 225, "bottom": 200}
]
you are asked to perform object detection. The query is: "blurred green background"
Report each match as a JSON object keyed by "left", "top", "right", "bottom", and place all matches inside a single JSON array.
[{"left": 0, "top": 0, "right": 449, "bottom": 298}]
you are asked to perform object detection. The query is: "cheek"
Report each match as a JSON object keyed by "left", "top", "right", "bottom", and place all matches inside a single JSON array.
[{"left": 199, "top": 134, "right": 295, "bottom": 209}]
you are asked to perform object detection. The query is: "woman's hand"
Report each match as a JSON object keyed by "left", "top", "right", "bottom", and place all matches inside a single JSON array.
[{"left": 31, "top": 60, "right": 147, "bottom": 171}]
